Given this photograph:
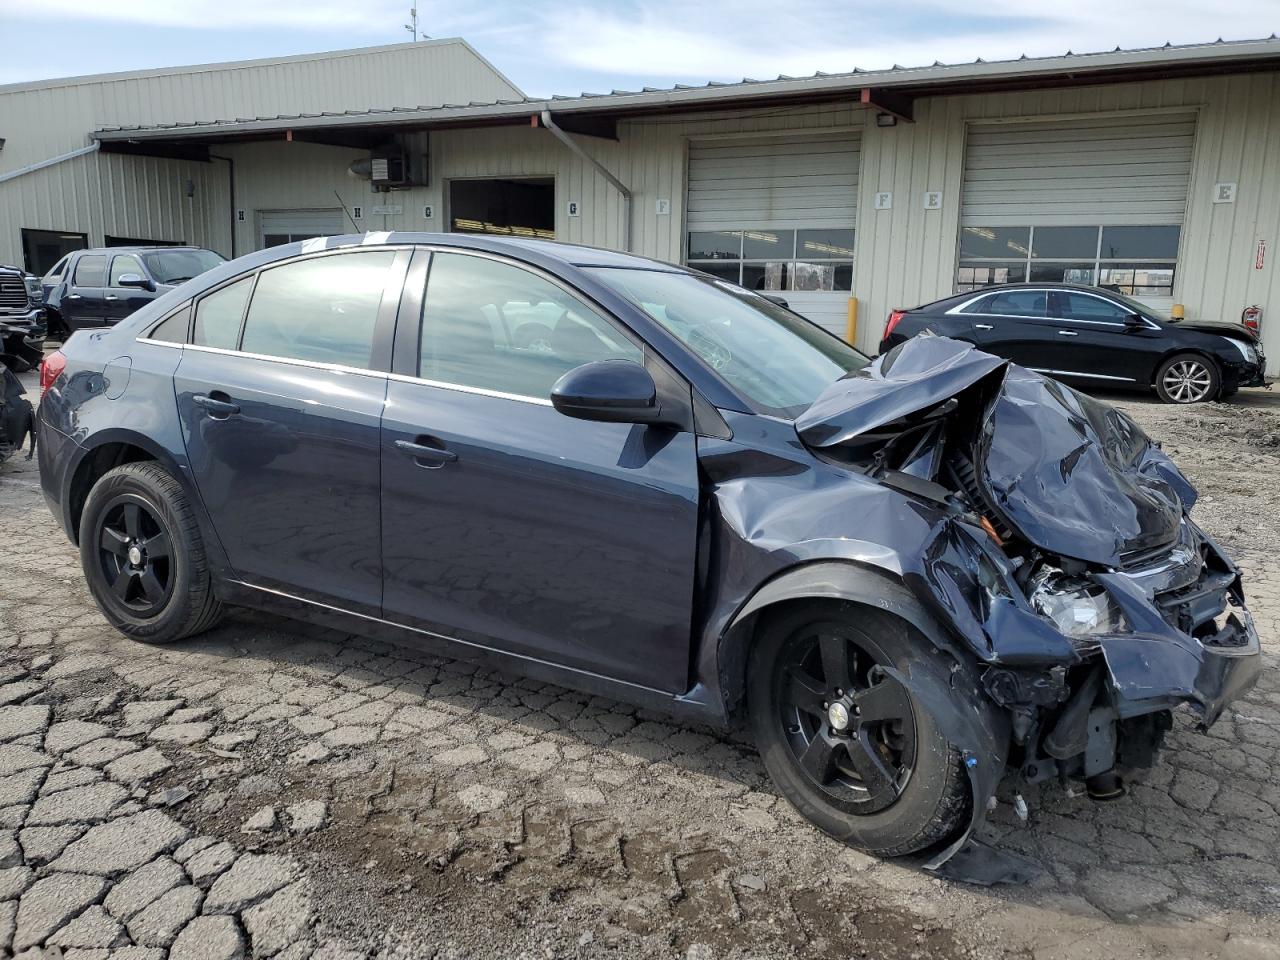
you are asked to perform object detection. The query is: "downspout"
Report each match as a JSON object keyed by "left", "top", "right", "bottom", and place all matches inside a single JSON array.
[
  {"left": 0, "top": 142, "right": 100, "bottom": 185},
  {"left": 210, "top": 154, "right": 236, "bottom": 258},
  {"left": 539, "top": 110, "right": 632, "bottom": 253}
]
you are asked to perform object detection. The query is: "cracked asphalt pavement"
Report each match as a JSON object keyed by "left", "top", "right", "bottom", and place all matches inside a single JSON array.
[{"left": 2, "top": 368, "right": 1280, "bottom": 959}]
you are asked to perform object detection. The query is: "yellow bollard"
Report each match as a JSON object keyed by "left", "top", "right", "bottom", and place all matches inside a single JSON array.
[
  {"left": 1171, "top": 303, "right": 1185, "bottom": 320},
  {"left": 846, "top": 297, "right": 858, "bottom": 345}
]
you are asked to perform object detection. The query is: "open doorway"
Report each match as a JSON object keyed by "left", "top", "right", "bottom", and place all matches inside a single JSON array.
[
  {"left": 449, "top": 178, "right": 555, "bottom": 239},
  {"left": 21, "top": 228, "right": 88, "bottom": 275}
]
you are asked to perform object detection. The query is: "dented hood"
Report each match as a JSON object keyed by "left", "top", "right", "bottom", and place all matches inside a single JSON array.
[{"left": 796, "top": 336, "right": 1193, "bottom": 567}]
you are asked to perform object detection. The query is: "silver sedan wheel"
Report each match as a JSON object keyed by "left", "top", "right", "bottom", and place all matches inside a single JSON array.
[{"left": 1162, "top": 359, "right": 1214, "bottom": 403}]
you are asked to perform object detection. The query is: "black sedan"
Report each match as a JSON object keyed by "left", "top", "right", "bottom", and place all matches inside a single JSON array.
[{"left": 879, "top": 283, "right": 1266, "bottom": 403}]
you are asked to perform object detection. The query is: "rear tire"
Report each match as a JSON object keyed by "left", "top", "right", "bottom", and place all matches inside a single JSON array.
[
  {"left": 1155, "top": 353, "right": 1219, "bottom": 404},
  {"left": 80, "top": 461, "right": 223, "bottom": 643},
  {"left": 748, "top": 603, "right": 969, "bottom": 857}
]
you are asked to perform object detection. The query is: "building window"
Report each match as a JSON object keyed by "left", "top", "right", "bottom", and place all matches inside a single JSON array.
[
  {"left": 956, "top": 225, "right": 1179, "bottom": 297},
  {"left": 687, "top": 228, "right": 854, "bottom": 293}
]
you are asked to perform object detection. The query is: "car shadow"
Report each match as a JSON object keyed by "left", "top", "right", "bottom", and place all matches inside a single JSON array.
[{"left": 171, "top": 605, "right": 1280, "bottom": 925}]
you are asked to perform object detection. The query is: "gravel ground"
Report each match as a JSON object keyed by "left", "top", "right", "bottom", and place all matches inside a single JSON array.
[{"left": 1, "top": 372, "right": 1279, "bottom": 960}]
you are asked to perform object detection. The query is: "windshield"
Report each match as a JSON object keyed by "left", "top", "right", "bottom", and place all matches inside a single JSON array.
[
  {"left": 142, "top": 249, "right": 225, "bottom": 285},
  {"left": 589, "top": 268, "right": 869, "bottom": 418}
]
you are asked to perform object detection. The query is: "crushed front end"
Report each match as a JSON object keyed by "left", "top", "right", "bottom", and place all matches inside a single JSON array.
[{"left": 795, "top": 335, "right": 1262, "bottom": 863}]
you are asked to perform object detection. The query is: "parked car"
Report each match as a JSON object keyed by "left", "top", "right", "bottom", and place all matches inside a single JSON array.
[
  {"left": 0, "top": 263, "right": 47, "bottom": 372},
  {"left": 42, "top": 246, "right": 225, "bottom": 338},
  {"left": 879, "top": 282, "right": 1267, "bottom": 404},
  {"left": 36, "top": 235, "right": 1260, "bottom": 877}
]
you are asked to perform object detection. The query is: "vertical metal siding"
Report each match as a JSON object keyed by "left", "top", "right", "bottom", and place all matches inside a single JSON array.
[
  {"left": 0, "top": 40, "right": 522, "bottom": 266},
  {"left": 960, "top": 113, "right": 1197, "bottom": 226},
  {"left": 686, "top": 133, "right": 860, "bottom": 230}
]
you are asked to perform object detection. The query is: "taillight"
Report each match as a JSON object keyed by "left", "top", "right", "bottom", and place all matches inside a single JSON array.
[
  {"left": 884, "top": 309, "right": 908, "bottom": 339},
  {"left": 39, "top": 350, "right": 66, "bottom": 397}
]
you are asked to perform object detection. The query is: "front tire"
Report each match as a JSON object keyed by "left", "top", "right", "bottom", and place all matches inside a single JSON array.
[
  {"left": 748, "top": 603, "right": 969, "bottom": 857},
  {"left": 80, "top": 461, "right": 223, "bottom": 643},
  {"left": 1155, "top": 353, "right": 1220, "bottom": 404}
]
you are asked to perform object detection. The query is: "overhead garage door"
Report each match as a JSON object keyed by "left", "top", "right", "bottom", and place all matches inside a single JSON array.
[
  {"left": 684, "top": 132, "right": 860, "bottom": 333},
  {"left": 259, "top": 210, "right": 346, "bottom": 249},
  {"left": 958, "top": 112, "right": 1197, "bottom": 310}
]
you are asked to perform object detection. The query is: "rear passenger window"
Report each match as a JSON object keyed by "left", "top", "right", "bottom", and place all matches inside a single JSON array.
[
  {"left": 985, "top": 290, "right": 1047, "bottom": 317},
  {"left": 73, "top": 256, "right": 107, "bottom": 286},
  {"left": 193, "top": 277, "right": 253, "bottom": 350},
  {"left": 239, "top": 252, "right": 395, "bottom": 370},
  {"left": 420, "top": 253, "right": 641, "bottom": 401}
]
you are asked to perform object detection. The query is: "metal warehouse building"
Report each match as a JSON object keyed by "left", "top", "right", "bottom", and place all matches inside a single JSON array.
[{"left": 2, "top": 36, "right": 1279, "bottom": 372}]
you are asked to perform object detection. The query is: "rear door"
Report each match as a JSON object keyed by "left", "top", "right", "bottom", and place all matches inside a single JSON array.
[
  {"left": 173, "top": 247, "right": 409, "bottom": 614},
  {"left": 65, "top": 254, "right": 108, "bottom": 329},
  {"left": 378, "top": 249, "right": 701, "bottom": 692},
  {"left": 105, "top": 254, "right": 155, "bottom": 323},
  {"left": 966, "top": 288, "right": 1059, "bottom": 367}
]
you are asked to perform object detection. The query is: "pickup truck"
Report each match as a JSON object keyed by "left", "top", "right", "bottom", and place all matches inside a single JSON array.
[
  {"left": 42, "top": 246, "right": 224, "bottom": 337},
  {"left": 0, "top": 263, "right": 46, "bottom": 372}
]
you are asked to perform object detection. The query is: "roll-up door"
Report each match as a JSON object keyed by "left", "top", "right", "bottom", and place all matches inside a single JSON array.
[
  {"left": 259, "top": 210, "right": 346, "bottom": 250},
  {"left": 685, "top": 132, "right": 860, "bottom": 334},
  {"left": 958, "top": 113, "right": 1196, "bottom": 310}
]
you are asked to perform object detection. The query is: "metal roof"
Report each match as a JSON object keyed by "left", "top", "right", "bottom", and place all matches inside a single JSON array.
[{"left": 94, "top": 35, "right": 1280, "bottom": 143}]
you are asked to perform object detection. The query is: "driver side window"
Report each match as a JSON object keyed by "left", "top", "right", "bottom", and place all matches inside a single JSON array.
[{"left": 419, "top": 253, "right": 642, "bottom": 400}]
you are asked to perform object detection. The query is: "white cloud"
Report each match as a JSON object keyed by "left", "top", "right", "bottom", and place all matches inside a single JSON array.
[
  {"left": 529, "top": 0, "right": 1279, "bottom": 83},
  {"left": 0, "top": 0, "right": 405, "bottom": 31}
]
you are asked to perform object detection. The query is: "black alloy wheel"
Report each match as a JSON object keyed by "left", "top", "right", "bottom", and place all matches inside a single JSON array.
[
  {"left": 777, "top": 622, "right": 916, "bottom": 813},
  {"left": 95, "top": 496, "right": 175, "bottom": 616},
  {"left": 80, "top": 461, "right": 223, "bottom": 644}
]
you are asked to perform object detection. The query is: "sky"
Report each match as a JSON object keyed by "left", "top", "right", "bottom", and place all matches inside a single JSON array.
[{"left": 0, "top": 1, "right": 1277, "bottom": 97}]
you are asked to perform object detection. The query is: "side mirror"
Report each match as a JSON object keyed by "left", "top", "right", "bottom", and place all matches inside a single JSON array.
[
  {"left": 551, "top": 360, "right": 664, "bottom": 425},
  {"left": 1124, "top": 312, "right": 1146, "bottom": 329},
  {"left": 117, "top": 273, "right": 153, "bottom": 291}
]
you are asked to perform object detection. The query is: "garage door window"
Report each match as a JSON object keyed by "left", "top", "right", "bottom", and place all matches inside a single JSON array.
[
  {"left": 687, "top": 229, "right": 853, "bottom": 293},
  {"left": 957, "top": 225, "right": 1179, "bottom": 297}
]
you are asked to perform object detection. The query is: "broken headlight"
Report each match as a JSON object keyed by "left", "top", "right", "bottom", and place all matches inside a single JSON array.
[{"left": 1028, "top": 565, "right": 1126, "bottom": 639}]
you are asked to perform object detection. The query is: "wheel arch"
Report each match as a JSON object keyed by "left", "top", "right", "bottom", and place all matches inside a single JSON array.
[
  {"left": 716, "top": 560, "right": 958, "bottom": 723},
  {"left": 717, "top": 558, "right": 1013, "bottom": 873},
  {"left": 66, "top": 430, "right": 193, "bottom": 546},
  {"left": 1150, "top": 346, "right": 1221, "bottom": 389}
]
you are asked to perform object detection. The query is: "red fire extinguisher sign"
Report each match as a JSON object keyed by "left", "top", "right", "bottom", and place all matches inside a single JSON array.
[{"left": 1257, "top": 239, "right": 1267, "bottom": 270}]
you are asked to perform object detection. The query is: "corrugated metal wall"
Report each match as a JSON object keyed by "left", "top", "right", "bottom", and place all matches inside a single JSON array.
[
  {"left": 217, "top": 76, "right": 1280, "bottom": 369},
  {"left": 852, "top": 73, "right": 1280, "bottom": 369},
  {"left": 0, "top": 40, "right": 522, "bottom": 268}
]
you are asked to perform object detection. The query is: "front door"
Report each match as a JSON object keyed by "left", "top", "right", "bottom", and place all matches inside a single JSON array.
[
  {"left": 65, "top": 254, "right": 108, "bottom": 329},
  {"left": 379, "top": 250, "right": 701, "bottom": 693},
  {"left": 1047, "top": 289, "right": 1161, "bottom": 386},
  {"left": 173, "top": 248, "right": 408, "bottom": 614},
  {"left": 105, "top": 253, "right": 156, "bottom": 323}
]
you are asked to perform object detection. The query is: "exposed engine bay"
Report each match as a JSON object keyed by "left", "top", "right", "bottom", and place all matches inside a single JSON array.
[
  {"left": 794, "top": 336, "right": 1261, "bottom": 878},
  {"left": 0, "top": 363, "right": 35, "bottom": 465}
]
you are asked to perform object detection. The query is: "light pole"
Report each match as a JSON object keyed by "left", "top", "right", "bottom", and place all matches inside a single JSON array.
[{"left": 404, "top": 7, "right": 418, "bottom": 41}]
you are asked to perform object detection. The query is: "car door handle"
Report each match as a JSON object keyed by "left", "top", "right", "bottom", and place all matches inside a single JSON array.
[
  {"left": 395, "top": 437, "right": 457, "bottom": 468},
  {"left": 192, "top": 393, "right": 241, "bottom": 418},
  {"left": 974, "top": 324, "right": 993, "bottom": 330},
  {"left": 1057, "top": 330, "right": 1079, "bottom": 336},
  {"left": 104, "top": 294, "right": 119, "bottom": 301},
  {"left": 66, "top": 294, "right": 82, "bottom": 300}
]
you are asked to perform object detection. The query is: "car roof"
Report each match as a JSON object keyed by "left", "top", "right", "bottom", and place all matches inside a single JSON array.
[
  {"left": 74, "top": 246, "right": 212, "bottom": 255},
  {"left": 918, "top": 281, "right": 1134, "bottom": 310}
]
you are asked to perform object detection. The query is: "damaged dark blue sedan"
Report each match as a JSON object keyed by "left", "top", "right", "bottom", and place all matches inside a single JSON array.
[{"left": 35, "top": 235, "right": 1261, "bottom": 877}]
